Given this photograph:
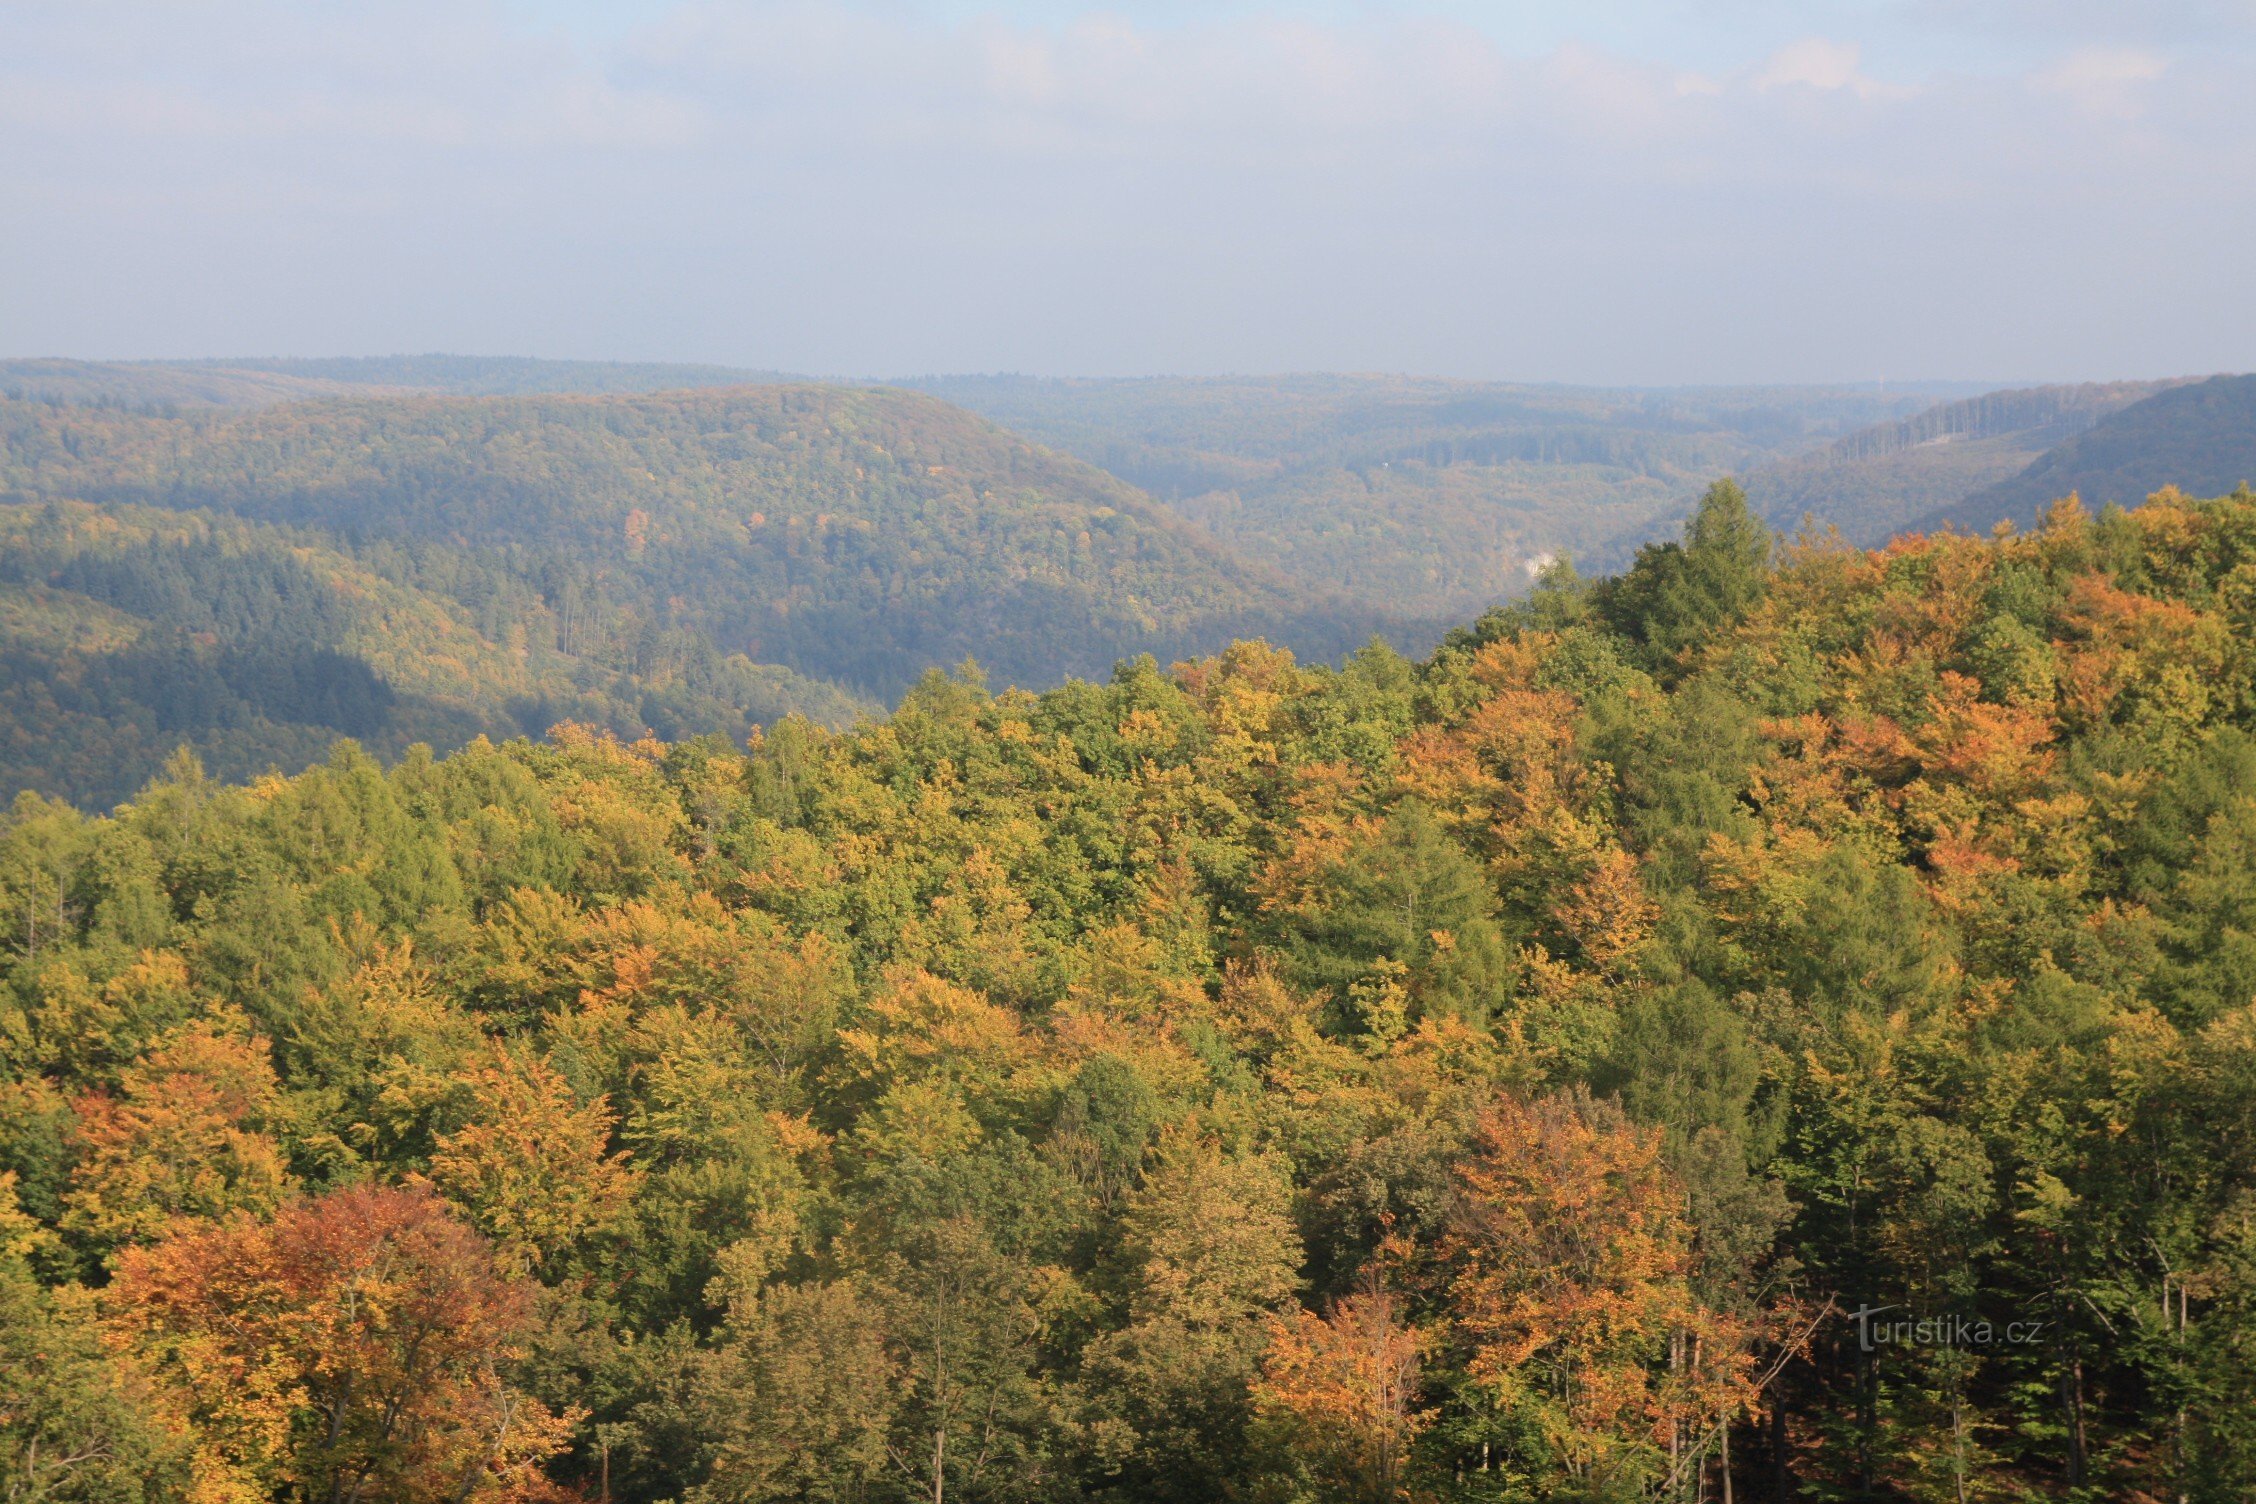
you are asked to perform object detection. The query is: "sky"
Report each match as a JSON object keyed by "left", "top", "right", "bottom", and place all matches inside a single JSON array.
[{"left": 3, "top": 0, "right": 2253, "bottom": 385}]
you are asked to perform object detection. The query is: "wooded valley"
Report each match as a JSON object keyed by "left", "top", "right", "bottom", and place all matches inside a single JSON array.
[{"left": 7, "top": 474, "right": 2256, "bottom": 1502}]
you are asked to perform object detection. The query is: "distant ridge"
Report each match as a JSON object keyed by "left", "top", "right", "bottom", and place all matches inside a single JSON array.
[
  {"left": 915, "top": 372, "right": 1963, "bottom": 609},
  {"left": 1740, "top": 379, "right": 2180, "bottom": 542},
  {"left": 178, "top": 354, "right": 798, "bottom": 398},
  {"left": 0, "top": 357, "right": 384, "bottom": 410},
  {"left": 1909, "top": 373, "right": 2256, "bottom": 534},
  {"left": 0, "top": 382, "right": 1401, "bottom": 702},
  {"left": 0, "top": 354, "right": 795, "bottom": 410}
]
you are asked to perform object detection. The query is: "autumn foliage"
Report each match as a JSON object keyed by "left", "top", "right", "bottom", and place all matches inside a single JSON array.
[
  {"left": 6, "top": 481, "right": 2256, "bottom": 1502},
  {"left": 108, "top": 1184, "right": 571, "bottom": 1504}
]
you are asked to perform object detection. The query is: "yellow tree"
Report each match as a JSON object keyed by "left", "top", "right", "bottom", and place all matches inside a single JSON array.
[
  {"left": 428, "top": 1039, "right": 639, "bottom": 1270},
  {"left": 1442, "top": 1092, "right": 1756, "bottom": 1498},
  {"left": 1256, "top": 1283, "right": 1434, "bottom": 1504},
  {"left": 61, "top": 1016, "right": 293, "bottom": 1254}
]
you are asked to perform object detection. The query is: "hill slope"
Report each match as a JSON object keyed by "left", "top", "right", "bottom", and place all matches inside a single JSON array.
[
  {"left": 169, "top": 354, "right": 796, "bottom": 399},
  {"left": 914, "top": 373, "right": 1966, "bottom": 612},
  {"left": 1910, "top": 372, "right": 2256, "bottom": 532},
  {"left": 0, "top": 384, "right": 1396, "bottom": 702},
  {"left": 1738, "top": 380, "right": 2175, "bottom": 542},
  {"left": 0, "top": 358, "right": 385, "bottom": 411},
  {"left": 0, "top": 498, "right": 870, "bottom": 807},
  {"left": 7, "top": 359, "right": 1980, "bottom": 619},
  {"left": 0, "top": 355, "right": 789, "bottom": 410}
]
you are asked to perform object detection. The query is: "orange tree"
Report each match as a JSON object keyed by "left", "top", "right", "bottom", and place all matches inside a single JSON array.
[{"left": 107, "top": 1182, "right": 573, "bottom": 1504}]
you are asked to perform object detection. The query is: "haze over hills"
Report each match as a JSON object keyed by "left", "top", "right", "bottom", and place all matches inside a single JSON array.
[
  {"left": 912, "top": 373, "right": 1975, "bottom": 612},
  {"left": 0, "top": 384, "right": 1394, "bottom": 694},
  {"left": 5, "top": 354, "right": 2250, "bottom": 810},
  {"left": 6, "top": 358, "right": 1990, "bottom": 613},
  {"left": 0, "top": 355, "right": 791, "bottom": 409},
  {"left": 0, "top": 378, "right": 1419, "bottom": 803},
  {"left": 0, "top": 500, "right": 870, "bottom": 808},
  {"left": 1910, "top": 373, "right": 2256, "bottom": 534},
  {"left": 1737, "top": 379, "right": 2181, "bottom": 543},
  {"left": 0, "top": 359, "right": 388, "bottom": 411}
]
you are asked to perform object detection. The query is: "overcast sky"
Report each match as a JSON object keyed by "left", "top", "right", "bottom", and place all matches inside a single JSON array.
[{"left": 4, "top": 0, "right": 2252, "bottom": 385}]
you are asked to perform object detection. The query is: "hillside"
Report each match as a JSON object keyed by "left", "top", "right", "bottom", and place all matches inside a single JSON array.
[
  {"left": 168, "top": 354, "right": 797, "bottom": 398},
  {"left": 0, "top": 384, "right": 1401, "bottom": 700},
  {"left": 0, "top": 499, "right": 870, "bottom": 807},
  {"left": 1913, "top": 372, "right": 2256, "bottom": 532},
  {"left": 7, "top": 483, "right": 2256, "bottom": 1503},
  {"left": 0, "top": 358, "right": 383, "bottom": 411},
  {"left": 910, "top": 374, "right": 1971, "bottom": 611},
  {"left": 1738, "top": 379, "right": 2174, "bottom": 542},
  {"left": 906, "top": 374, "right": 1985, "bottom": 608},
  {"left": 7, "top": 361, "right": 1985, "bottom": 620},
  {"left": 0, "top": 355, "right": 789, "bottom": 410}
]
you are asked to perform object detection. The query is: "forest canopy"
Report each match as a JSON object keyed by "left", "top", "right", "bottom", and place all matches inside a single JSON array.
[{"left": 5, "top": 480, "right": 2256, "bottom": 1502}]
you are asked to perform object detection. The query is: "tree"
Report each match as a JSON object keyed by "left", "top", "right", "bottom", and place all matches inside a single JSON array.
[
  {"left": 693, "top": 1279, "right": 896, "bottom": 1504},
  {"left": 0, "top": 1173, "right": 188, "bottom": 1504},
  {"left": 107, "top": 1182, "right": 573, "bottom": 1504},
  {"left": 876, "top": 1213, "right": 1061, "bottom": 1504},
  {"left": 1599, "top": 480, "right": 1773, "bottom": 666},
  {"left": 1255, "top": 1283, "right": 1434, "bottom": 1504},
  {"left": 1264, "top": 801, "right": 1512, "bottom": 1034},
  {"left": 1440, "top": 1092, "right": 1757, "bottom": 1498},
  {"left": 1080, "top": 1130, "right": 1304, "bottom": 1502},
  {"left": 60, "top": 1016, "right": 293, "bottom": 1255},
  {"left": 428, "top": 1038, "right": 639, "bottom": 1271}
]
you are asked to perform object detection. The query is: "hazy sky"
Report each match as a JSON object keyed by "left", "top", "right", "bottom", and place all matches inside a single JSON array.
[{"left": 4, "top": 0, "right": 2253, "bottom": 384}]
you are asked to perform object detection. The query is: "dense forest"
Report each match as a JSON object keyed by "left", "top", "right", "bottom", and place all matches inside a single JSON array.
[
  {"left": 0, "top": 499, "right": 870, "bottom": 808},
  {"left": 6, "top": 479, "right": 2256, "bottom": 1503},
  {"left": 1919, "top": 375, "right": 2256, "bottom": 535},
  {"left": 0, "top": 387, "right": 1395, "bottom": 699},
  {"left": 915, "top": 375, "right": 1966, "bottom": 613},
  {"left": 1738, "top": 382, "right": 2174, "bottom": 545}
]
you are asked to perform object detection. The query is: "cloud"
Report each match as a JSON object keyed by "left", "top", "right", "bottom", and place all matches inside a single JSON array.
[
  {"left": 1753, "top": 38, "right": 1909, "bottom": 100},
  {"left": 0, "top": 1, "right": 2250, "bottom": 382},
  {"left": 2029, "top": 46, "right": 2170, "bottom": 118}
]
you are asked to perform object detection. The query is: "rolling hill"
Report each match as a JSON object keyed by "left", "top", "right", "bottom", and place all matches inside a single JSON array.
[
  {"left": 5, "top": 359, "right": 1985, "bottom": 618},
  {"left": 0, "top": 498, "right": 872, "bottom": 808},
  {"left": 0, "top": 354, "right": 788, "bottom": 410},
  {"left": 166, "top": 354, "right": 797, "bottom": 399},
  {"left": 912, "top": 373, "right": 1969, "bottom": 613},
  {"left": 0, "top": 381, "right": 1432, "bottom": 806},
  {"left": 1737, "top": 379, "right": 2178, "bottom": 543},
  {"left": 1910, "top": 372, "right": 2256, "bottom": 533},
  {"left": 0, "top": 358, "right": 386, "bottom": 411},
  {"left": 0, "top": 384, "right": 1397, "bottom": 701}
]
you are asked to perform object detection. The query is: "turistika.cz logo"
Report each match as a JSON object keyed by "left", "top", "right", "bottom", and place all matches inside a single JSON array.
[{"left": 1848, "top": 1305, "right": 2050, "bottom": 1353}]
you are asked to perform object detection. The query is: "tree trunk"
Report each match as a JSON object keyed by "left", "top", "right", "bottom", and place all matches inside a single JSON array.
[
  {"left": 2062, "top": 1354, "right": 2087, "bottom": 1489},
  {"left": 1770, "top": 1378, "right": 1793, "bottom": 1504}
]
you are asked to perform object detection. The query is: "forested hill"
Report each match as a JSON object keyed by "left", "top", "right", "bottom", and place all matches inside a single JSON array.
[
  {"left": 0, "top": 500, "right": 871, "bottom": 808},
  {"left": 913, "top": 373, "right": 1966, "bottom": 613},
  {"left": 0, "top": 355, "right": 786, "bottom": 409},
  {"left": 1915, "top": 372, "right": 2256, "bottom": 533},
  {"left": 0, "top": 385, "right": 1402, "bottom": 700},
  {"left": 8, "top": 362, "right": 1971, "bottom": 619},
  {"left": 0, "top": 358, "right": 386, "bottom": 411},
  {"left": 1738, "top": 378, "right": 2174, "bottom": 543},
  {"left": 171, "top": 354, "right": 797, "bottom": 399},
  {"left": 6, "top": 482, "right": 2256, "bottom": 1504}
]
